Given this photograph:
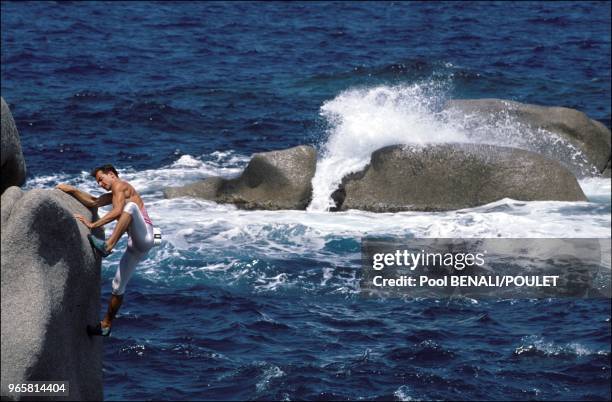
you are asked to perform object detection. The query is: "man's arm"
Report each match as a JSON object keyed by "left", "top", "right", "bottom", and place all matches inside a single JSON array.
[
  {"left": 89, "top": 184, "right": 126, "bottom": 229},
  {"left": 92, "top": 192, "right": 113, "bottom": 208},
  {"left": 56, "top": 184, "right": 112, "bottom": 208}
]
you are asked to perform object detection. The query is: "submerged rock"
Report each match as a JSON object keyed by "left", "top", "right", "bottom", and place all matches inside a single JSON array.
[
  {"left": 1, "top": 188, "right": 104, "bottom": 401},
  {"left": 331, "top": 144, "right": 587, "bottom": 212},
  {"left": 444, "top": 99, "right": 611, "bottom": 177},
  {"left": 1, "top": 97, "right": 27, "bottom": 194},
  {"left": 164, "top": 145, "right": 317, "bottom": 210}
]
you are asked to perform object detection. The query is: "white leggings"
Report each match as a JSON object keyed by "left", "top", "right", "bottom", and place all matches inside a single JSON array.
[{"left": 112, "top": 202, "right": 154, "bottom": 295}]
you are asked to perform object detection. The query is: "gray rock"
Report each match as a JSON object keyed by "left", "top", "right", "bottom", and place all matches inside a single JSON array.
[
  {"left": 1, "top": 189, "right": 104, "bottom": 401},
  {"left": 332, "top": 144, "right": 587, "bottom": 212},
  {"left": 165, "top": 145, "right": 317, "bottom": 210},
  {"left": 1, "top": 97, "right": 27, "bottom": 194},
  {"left": 444, "top": 99, "right": 611, "bottom": 176},
  {"left": 0, "top": 186, "right": 24, "bottom": 228},
  {"left": 164, "top": 176, "right": 225, "bottom": 200},
  {"left": 603, "top": 158, "right": 611, "bottom": 178}
]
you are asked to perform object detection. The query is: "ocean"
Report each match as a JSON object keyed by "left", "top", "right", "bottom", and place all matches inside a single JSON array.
[{"left": 1, "top": 1, "right": 611, "bottom": 400}]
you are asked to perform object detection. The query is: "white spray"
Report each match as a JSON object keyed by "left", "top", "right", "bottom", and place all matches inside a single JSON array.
[{"left": 308, "top": 82, "right": 467, "bottom": 211}]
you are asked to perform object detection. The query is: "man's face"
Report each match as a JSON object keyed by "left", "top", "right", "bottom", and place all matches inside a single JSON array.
[{"left": 95, "top": 171, "right": 116, "bottom": 191}]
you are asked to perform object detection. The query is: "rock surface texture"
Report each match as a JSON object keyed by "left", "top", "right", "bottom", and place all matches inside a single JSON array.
[
  {"left": 331, "top": 144, "right": 587, "bottom": 212},
  {"left": 1, "top": 97, "right": 27, "bottom": 193},
  {"left": 1, "top": 188, "right": 104, "bottom": 401}
]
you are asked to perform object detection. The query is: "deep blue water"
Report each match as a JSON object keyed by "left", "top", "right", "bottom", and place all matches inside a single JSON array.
[{"left": 2, "top": 1, "right": 611, "bottom": 401}]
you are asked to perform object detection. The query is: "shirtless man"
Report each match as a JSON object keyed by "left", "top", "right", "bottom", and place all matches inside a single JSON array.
[{"left": 57, "top": 164, "right": 155, "bottom": 336}]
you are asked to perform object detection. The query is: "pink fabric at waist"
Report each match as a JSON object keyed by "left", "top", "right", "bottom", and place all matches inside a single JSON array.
[{"left": 140, "top": 205, "right": 153, "bottom": 226}]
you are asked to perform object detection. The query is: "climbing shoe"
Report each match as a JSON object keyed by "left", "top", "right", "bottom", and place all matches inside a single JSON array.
[
  {"left": 87, "top": 322, "right": 111, "bottom": 337},
  {"left": 87, "top": 234, "right": 112, "bottom": 258}
]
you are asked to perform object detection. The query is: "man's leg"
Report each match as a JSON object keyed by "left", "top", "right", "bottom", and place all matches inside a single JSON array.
[
  {"left": 98, "top": 247, "right": 143, "bottom": 330},
  {"left": 105, "top": 212, "right": 132, "bottom": 252},
  {"left": 101, "top": 294, "right": 123, "bottom": 329},
  {"left": 90, "top": 202, "right": 153, "bottom": 335}
]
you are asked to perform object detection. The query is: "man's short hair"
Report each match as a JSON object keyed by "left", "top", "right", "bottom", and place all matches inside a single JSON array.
[{"left": 91, "top": 164, "right": 119, "bottom": 178}]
